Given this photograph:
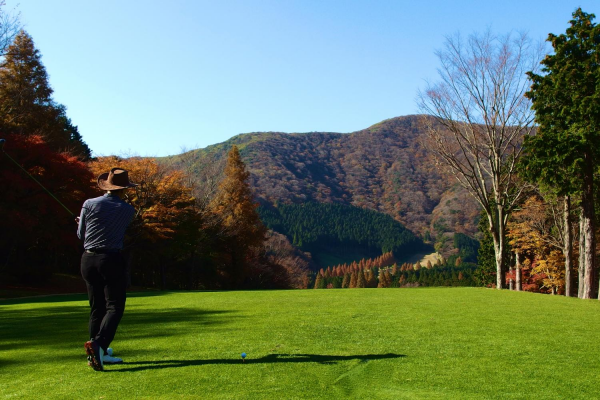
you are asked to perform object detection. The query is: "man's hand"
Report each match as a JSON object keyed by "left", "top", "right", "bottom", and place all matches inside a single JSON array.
[{"left": 75, "top": 216, "right": 80, "bottom": 225}]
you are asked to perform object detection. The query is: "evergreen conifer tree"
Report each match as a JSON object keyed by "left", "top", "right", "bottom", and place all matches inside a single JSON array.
[
  {"left": 314, "top": 274, "right": 325, "bottom": 289},
  {"left": 398, "top": 275, "right": 406, "bottom": 286},
  {"left": 0, "top": 31, "right": 90, "bottom": 158},
  {"left": 209, "top": 145, "right": 267, "bottom": 287},
  {"left": 384, "top": 270, "right": 392, "bottom": 288},
  {"left": 523, "top": 9, "right": 600, "bottom": 298},
  {"left": 356, "top": 269, "right": 366, "bottom": 288},
  {"left": 349, "top": 272, "right": 357, "bottom": 288},
  {"left": 342, "top": 273, "right": 350, "bottom": 288}
]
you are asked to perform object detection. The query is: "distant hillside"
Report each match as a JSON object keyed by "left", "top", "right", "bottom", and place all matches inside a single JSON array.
[
  {"left": 258, "top": 202, "right": 428, "bottom": 268},
  {"left": 166, "top": 115, "right": 481, "bottom": 250}
]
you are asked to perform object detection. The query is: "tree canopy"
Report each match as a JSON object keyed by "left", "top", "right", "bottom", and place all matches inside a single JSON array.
[
  {"left": 0, "top": 31, "right": 90, "bottom": 159},
  {"left": 523, "top": 8, "right": 600, "bottom": 299},
  {"left": 418, "top": 29, "right": 543, "bottom": 289}
]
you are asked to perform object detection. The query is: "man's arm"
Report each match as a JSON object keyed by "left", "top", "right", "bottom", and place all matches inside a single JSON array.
[{"left": 77, "top": 203, "right": 88, "bottom": 240}]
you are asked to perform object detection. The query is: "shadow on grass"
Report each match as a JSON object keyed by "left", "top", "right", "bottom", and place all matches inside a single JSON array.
[
  {"left": 0, "top": 290, "right": 171, "bottom": 305},
  {"left": 108, "top": 353, "right": 406, "bottom": 372},
  {"left": 0, "top": 293, "right": 89, "bottom": 305},
  {"left": 0, "top": 304, "right": 237, "bottom": 352}
]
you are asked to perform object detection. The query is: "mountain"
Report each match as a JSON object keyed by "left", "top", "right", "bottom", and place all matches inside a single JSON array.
[
  {"left": 258, "top": 202, "right": 428, "bottom": 267},
  {"left": 166, "top": 115, "right": 481, "bottom": 252}
]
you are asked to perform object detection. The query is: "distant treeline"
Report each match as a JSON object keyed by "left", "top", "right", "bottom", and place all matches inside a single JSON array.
[
  {"left": 451, "top": 233, "right": 480, "bottom": 264},
  {"left": 258, "top": 202, "right": 425, "bottom": 257},
  {"left": 313, "top": 253, "right": 477, "bottom": 289}
]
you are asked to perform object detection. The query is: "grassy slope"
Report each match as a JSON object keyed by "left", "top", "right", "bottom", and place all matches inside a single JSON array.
[{"left": 1, "top": 288, "right": 599, "bottom": 399}]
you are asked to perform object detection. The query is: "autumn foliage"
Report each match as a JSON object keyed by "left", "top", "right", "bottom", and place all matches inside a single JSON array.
[
  {"left": 312, "top": 251, "right": 473, "bottom": 289},
  {"left": 507, "top": 196, "right": 567, "bottom": 294},
  {"left": 84, "top": 147, "right": 299, "bottom": 290},
  {"left": 0, "top": 30, "right": 95, "bottom": 285},
  {"left": 0, "top": 134, "right": 94, "bottom": 281}
]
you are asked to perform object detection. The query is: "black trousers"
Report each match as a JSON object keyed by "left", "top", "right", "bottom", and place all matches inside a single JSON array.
[{"left": 81, "top": 252, "right": 127, "bottom": 352}]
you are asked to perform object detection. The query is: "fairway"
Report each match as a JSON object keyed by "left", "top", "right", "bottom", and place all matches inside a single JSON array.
[{"left": 1, "top": 288, "right": 599, "bottom": 399}]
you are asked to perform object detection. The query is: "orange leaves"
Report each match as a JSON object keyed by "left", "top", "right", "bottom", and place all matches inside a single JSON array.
[
  {"left": 209, "top": 146, "right": 266, "bottom": 248},
  {"left": 507, "top": 195, "right": 566, "bottom": 293},
  {"left": 508, "top": 196, "right": 550, "bottom": 256},
  {"left": 0, "top": 133, "right": 95, "bottom": 279},
  {"left": 532, "top": 250, "right": 565, "bottom": 293},
  {"left": 89, "top": 156, "right": 196, "bottom": 242}
]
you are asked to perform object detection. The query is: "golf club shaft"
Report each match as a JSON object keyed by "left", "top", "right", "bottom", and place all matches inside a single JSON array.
[{"left": 2, "top": 150, "right": 76, "bottom": 217}]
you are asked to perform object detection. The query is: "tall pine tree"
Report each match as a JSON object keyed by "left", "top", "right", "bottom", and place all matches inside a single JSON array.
[
  {"left": 209, "top": 145, "right": 267, "bottom": 287},
  {"left": 0, "top": 31, "right": 90, "bottom": 159},
  {"left": 523, "top": 9, "right": 600, "bottom": 299}
]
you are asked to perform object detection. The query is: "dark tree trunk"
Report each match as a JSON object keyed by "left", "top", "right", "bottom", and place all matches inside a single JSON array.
[
  {"left": 563, "top": 196, "right": 574, "bottom": 297},
  {"left": 579, "top": 212, "right": 585, "bottom": 298}
]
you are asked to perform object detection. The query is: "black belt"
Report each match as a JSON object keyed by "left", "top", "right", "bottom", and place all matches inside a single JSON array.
[{"left": 85, "top": 248, "right": 121, "bottom": 254}]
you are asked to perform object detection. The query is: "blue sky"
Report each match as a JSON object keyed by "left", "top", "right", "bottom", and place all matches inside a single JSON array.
[{"left": 6, "top": 0, "right": 598, "bottom": 156}]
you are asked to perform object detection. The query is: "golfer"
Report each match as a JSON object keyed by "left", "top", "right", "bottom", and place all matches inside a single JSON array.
[{"left": 77, "top": 167, "right": 137, "bottom": 371}]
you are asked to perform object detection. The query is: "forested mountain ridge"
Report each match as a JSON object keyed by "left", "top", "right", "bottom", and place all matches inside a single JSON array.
[
  {"left": 258, "top": 202, "right": 428, "bottom": 267},
  {"left": 167, "top": 115, "right": 480, "bottom": 244}
]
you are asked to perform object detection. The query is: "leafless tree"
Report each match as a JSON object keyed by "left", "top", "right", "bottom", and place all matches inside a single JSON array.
[
  {"left": 417, "top": 30, "right": 545, "bottom": 289},
  {"left": 0, "top": 2, "right": 20, "bottom": 56},
  {"left": 174, "top": 147, "right": 225, "bottom": 216}
]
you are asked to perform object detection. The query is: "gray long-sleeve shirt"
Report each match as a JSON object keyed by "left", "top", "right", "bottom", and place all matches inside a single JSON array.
[{"left": 77, "top": 193, "right": 135, "bottom": 250}]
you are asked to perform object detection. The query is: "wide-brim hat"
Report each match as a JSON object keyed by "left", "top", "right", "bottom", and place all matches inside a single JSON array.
[{"left": 97, "top": 167, "right": 138, "bottom": 190}]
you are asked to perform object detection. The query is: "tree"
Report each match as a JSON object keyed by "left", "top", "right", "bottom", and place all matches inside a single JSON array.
[
  {"left": 523, "top": 9, "right": 600, "bottom": 299},
  {"left": 356, "top": 269, "right": 366, "bottom": 288},
  {"left": 507, "top": 196, "right": 565, "bottom": 294},
  {"left": 475, "top": 211, "right": 499, "bottom": 287},
  {"left": 418, "top": 30, "right": 543, "bottom": 288},
  {"left": 342, "top": 273, "right": 350, "bottom": 288},
  {"left": 314, "top": 273, "right": 325, "bottom": 289},
  {"left": 0, "top": 134, "right": 94, "bottom": 282},
  {"left": 0, "top": 31, "right": 90, "bottom": 159},
  {"left": 349, "top": 272, "right": 357, "bottom": 288},
  {"left": 0, "top": 1, "right": 20, "bottom": 55},
  {"left": 209, "top": 145, "right": 267, "bottom": 287},
  {"left": 262, "top": 231, "right": 311, "bottom": 289},
  {"left": 365, "top": 268, "right": 377, "bottom": 287},
  {"left": 89, "top": 156, "right": 201, "bottom": 289}
]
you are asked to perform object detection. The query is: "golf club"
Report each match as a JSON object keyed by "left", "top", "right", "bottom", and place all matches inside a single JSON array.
[{"left": 0, "top": 138, "right": 76, "bottom": 217}]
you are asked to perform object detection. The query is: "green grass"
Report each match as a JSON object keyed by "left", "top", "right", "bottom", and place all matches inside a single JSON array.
[{"left": 1, "top": 288, "right": 600, "bottom": 399}]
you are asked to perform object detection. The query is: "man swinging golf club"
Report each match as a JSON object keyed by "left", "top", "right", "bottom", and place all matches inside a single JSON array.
[{"left": 77, "top": 167, "right": 137, "bottom": 371}]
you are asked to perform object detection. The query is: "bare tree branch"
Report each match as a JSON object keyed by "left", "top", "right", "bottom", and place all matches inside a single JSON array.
[{"left": 417, "top": 30, "right": 545, "bottom": 289}]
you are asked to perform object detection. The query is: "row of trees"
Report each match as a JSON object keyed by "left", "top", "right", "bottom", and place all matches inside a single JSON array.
[
  {"left": 519, "top": 9, "right": 600, "bottom": 299},
  {"left": 313, "top": 250, "right": 477, "bottom": 289},
  {"left": 85, "top": 147, "right": 303, "bottom": 290},
  {"left": 313, "top": 263, "right": 476, "bottom": 289},
  {"left": 0, "top": 8, "right": 306, "bottom": 290},
  {"left": 421, "top": 8, "right": 600, "bottom": 299},
  {"left": 0, "top": 7, "right": 96, "bottom": 283}
]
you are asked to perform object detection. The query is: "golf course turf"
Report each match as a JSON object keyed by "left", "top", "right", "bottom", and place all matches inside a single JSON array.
[{"left": 1, "top": 288, "right": 599, "bottom": 399}]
